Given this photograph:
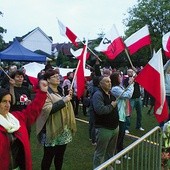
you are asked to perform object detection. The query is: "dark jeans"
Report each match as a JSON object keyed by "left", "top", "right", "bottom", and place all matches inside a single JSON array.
[
  {"left": 41, "top": 144, "right": 67, "bottom": 170},
  {"left": 88, "top": 106, "right": 96, "bottom": 143},
  {"left": 116, "top": 121, "right": 126, "bottom": 153},
  {"left": 130, "top": 97, "right": 142, "bottom": 129},
  {"left": 72, "top": 95, "right": 80, "bottom": 116}
]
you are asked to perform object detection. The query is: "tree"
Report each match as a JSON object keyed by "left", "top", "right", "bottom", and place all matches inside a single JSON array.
[
  {"left": 0, "top": 11, "right": 7, "bottom": 50},
  {"left": 123, "top": 0, "right": 170, "bottom": 65}
]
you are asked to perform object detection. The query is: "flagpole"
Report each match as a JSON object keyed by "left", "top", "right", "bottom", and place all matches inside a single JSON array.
[
  {"left": 124, "top": 48, "right": 134, "bottom": 68},
  {"left": 0, "top": 66, "right": 11, "bottom": 79},
  {"left": 70, "top": 60, "right": 81, "bottom": 90},
  {"left": 77, "top": 37, "right": 102, "bottom": 62}
]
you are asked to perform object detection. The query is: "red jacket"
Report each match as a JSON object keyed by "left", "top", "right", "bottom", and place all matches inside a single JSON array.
[{"left": 0, "top": 90, "right": 47, "bottom": 170}]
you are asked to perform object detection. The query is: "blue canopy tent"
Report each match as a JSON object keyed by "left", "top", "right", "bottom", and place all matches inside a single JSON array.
[{"left": 0, "top": 39, "right": 46, "bottom": 62}]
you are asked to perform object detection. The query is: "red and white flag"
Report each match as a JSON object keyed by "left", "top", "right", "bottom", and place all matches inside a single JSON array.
[
  {"left": 162, "top": 32, "right": 170, "bottom": 58},
  {"left": 124, "top": 25, "right": 151, "bottom": 55},
  {"left": 95, "top": 25, "right": 125, "bottom": 60},
  {"left": 72, "top": 40, "right": 88, "bottom": 99},
  {"left": 135, "top": 49, "right": 169, "bottom": 123},
  {"left": 58, "top": 19, "right": 78, "bottom": 47},
  {"left": 70, "top": 47, "right": 90, "bottom": 60}
]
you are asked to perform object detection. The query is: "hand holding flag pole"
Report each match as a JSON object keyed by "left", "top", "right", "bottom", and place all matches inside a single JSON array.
[{"left": 116, "top": 79, "right": 134, "bottom": 102}]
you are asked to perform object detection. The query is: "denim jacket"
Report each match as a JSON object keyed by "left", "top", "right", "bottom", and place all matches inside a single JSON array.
[{"left": 111, "top": 84, "right": 134, "bottom": 122}]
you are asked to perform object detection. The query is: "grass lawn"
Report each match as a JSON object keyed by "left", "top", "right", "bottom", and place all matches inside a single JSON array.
[{"left": 30, "top": 106, "right": 158, "bottom": 170}]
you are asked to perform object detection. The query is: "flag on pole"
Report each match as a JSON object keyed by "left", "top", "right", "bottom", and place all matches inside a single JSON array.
[
  {"left": 72, "top": 40, "right": 88, "bottom": 99},
  {"left": 95, "top": 25, "right": 125, "bottom": 60},
  {"left": 70, "top": 48, "right": 90, "bottom": 60},
  {"left": 124, "top": 25, "right": 151, "bottom": 55},
  {"left": 58, "top": 19, "right": 78, "bottom": 47},
  {"left": 162, "top": 32, "right": 170, "bottom": 58},
  {"left": 135, "top": 49, "right": 169, "bottom": 123}
]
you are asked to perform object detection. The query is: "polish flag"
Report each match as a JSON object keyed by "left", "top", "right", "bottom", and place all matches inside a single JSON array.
[
  {"left": 162, "top": 32, "right": 170, "bottom": 58},
  {"left": 58, "top": 19, "right": 78, "bottom": 47},
  {"left": 135, "top": 49, "right": 169, "bottom": 123},
  {"left": 95, "top": 25, "right": 125, "bottom": 60},
  {"left": 70, "top": 48, "right": 90, "bottom": 60},
  {"left": 72, "top": 40, "right": 88, "bottom": 99},
  {"left": 124, "top": 25, "right": 151, "bottom": 55}
]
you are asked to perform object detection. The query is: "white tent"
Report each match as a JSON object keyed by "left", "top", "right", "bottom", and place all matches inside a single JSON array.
[
  {"left": 23, "top": 62, "right": 91, "bottom": 78},
  {"left": 57, "top": 67, "right": 91, "bottom": 77},
  {"left": 23, "top": 62, "right": 45, "bottom": 78}
]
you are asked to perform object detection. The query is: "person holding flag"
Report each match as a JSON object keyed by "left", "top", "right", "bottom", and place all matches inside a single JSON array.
[
  {"left": 36, "top": 69, "right": 77, "bottom": 170},
  {"left": 123, "top": 68, "right": 144, "bottom": 133},
  {"left": 110, "top": 71, "right": 134, "bottom": 160},
  {"left": 92, "top": 75, "right": 119, "bottom": 169}
]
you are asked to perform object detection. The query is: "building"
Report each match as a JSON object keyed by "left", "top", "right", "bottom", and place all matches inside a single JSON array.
[{"left": 16, "top": 27, "right": 53, "bottom": 55}]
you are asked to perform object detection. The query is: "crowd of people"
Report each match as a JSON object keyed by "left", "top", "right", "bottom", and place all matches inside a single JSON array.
[{"left": 0, "top": 59, "right": 170, "bottom": 169}]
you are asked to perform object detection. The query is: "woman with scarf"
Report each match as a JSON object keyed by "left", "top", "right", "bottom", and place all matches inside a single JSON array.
[
  {"left": 0, "top": 79, "right": 48, "bottom": 170},
  {"left": 36, "top": 69, "right": 77, "bottom": 170}
]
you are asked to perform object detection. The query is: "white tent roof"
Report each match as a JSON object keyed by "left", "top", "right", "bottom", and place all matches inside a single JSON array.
[{"left": 23, "top": 62, "right": 91, "bottom": 78}]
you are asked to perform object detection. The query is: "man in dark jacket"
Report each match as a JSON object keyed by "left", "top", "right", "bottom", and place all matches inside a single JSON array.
[{"left": 92, "top": 75, "right": 119, "bottom": 169}]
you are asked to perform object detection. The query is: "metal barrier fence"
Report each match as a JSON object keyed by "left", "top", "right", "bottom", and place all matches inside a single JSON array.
[{"left": 94, "top": 126, "right": 162, "bottom": 170}]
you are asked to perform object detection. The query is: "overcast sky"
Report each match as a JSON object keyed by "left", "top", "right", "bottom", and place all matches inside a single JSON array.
[{"left": 0, "top": 0, "right": 137, "bottom": 43}]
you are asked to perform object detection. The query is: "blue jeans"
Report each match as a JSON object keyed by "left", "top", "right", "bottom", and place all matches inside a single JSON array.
[
  {"left": 93, "top": 127, "right": 119, "bottom": 169},
  {"left": 125, "top": 116, "right": 130, "bottom": 130},
  {"left": 130, "top": 97, "right": 142, "bottom": 129}
]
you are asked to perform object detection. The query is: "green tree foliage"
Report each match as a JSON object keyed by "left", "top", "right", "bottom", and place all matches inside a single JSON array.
[
  {"left": 0, "top": 11, "right": 7, "bottom": 51},
  {"left": 56, "top": 52, "right": 78, "bottom": 68},
  {"left": 123, "top": 0, "right": 170, "bottom": 65}
]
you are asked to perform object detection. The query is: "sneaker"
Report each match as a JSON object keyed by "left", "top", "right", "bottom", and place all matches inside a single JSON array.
[
  {"left": 124, "top": 155, "right": 131, "bottom": 159},
  {"left": 125, "top": 130, "right": 130, "bottom": 134},
  {"left": 115, "top": 160, "right": 121, "bottom": 164},
  {"left": 139, "top": 127, "right": 144, "bottom": 131},
  {"left": 92, "top": 142, "right": 97, "bottom": 146}
]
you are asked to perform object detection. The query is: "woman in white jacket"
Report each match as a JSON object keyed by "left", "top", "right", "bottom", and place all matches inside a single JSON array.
[{"left": 110, "top": 71, "right": 134, "bottom": 158}]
